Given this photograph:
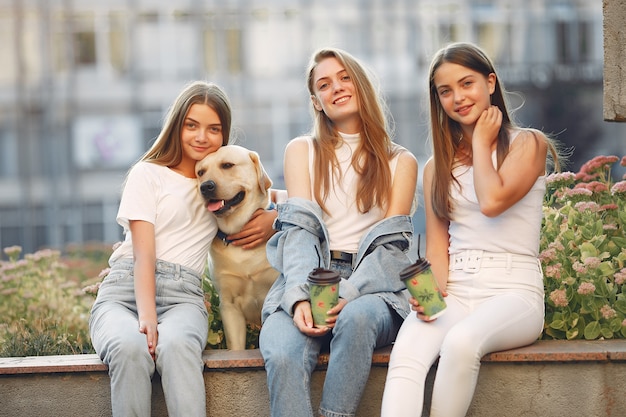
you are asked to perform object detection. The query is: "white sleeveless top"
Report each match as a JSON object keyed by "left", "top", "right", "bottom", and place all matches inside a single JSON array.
[
  {"left": 448, "top": 133, "right": 546, "bottom": 257},
  {"left": 306, "top": 133, "right": 399, "bottom": 253}
]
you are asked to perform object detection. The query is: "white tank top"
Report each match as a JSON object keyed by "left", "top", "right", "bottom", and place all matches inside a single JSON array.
[
  {"left": 306, "top": 133, "right": 399, "bottom": 253},
  {"left": 448, "top": 133, "right": 546, "bottom": 257}
]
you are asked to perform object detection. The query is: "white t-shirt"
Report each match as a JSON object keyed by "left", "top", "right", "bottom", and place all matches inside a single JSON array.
[
  {"left": 109, "top": 161, "right": 217, "bottom": 275},
  {"left": 306, "top": 133, "right": 399, "bottom": 253}
]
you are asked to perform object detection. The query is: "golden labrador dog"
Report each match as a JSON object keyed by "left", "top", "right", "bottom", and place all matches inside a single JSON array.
[{"left": 196, "top": 145, "right": 279, "bottom": 350}]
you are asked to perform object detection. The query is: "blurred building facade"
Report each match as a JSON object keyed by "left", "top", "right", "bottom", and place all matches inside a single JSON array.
[{"left": 0, "top": 0, "right": 622, "bottom": 253}]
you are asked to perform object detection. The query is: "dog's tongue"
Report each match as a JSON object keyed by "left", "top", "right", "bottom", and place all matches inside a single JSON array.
[{"left": 206, "top": 200, "right": 225, "bottom": 212}]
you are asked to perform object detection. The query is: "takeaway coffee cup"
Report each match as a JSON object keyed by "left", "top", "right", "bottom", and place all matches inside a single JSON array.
[
  {"left": 308, "top": 268, "right": 341, "bottom": 328},
  {"left": 399, "top": 258, "right": 447, "bottom": 319}
]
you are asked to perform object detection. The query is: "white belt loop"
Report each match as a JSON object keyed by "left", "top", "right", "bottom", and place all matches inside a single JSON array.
[
  {"left": 506, "top": 253, "right": 512, "bottom": 273},
  {"left": 463, "top": 250, "right": 483, "bottom": 273}
]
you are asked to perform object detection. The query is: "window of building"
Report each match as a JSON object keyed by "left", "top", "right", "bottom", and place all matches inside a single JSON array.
[
  {"left": 0, "top": 129, "right": 18, "bottom": 178},
  {"left": 0, "top": 11, "right": 16, "bottom": 84},
  {"left": 226, "top": 28, "right": 243, "bottom": 74},
  {"left": 555, "top": 19, "right": 591, "bottom": 64},
  {"left": 72, "top": 13, "right": 97, "bottom": 67},
  {"left": 109, "top": 11, "right": 128, "bottom": 73}
]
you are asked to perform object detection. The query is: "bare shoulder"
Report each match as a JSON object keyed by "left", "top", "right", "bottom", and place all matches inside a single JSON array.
[
  {"left": 423, "top": 156, "right": 435, "bottom": 179},
  {"left": 285, "top": 136, "right": 309, "bottom": 161},
  {"left": 396, "top": 148, "right": 418, "bottom": 170},
  {"left": 511, "top": 128, "right": 548, "bottom": 152},
  {"left": 287, "top": 136, "right": 311, "bottom": 149}
]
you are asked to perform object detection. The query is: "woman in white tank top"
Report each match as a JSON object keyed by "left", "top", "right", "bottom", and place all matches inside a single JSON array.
[
  {"left": 382, "top": 42, "right": 562, "bottom": 417},
  {"left": 260, "top": 47, "right": 418, "bottom": 417}
]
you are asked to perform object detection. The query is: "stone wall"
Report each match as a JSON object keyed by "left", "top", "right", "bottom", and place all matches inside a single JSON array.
[{"left": 603, "top": 0, "right": 626, "bottom": 121}]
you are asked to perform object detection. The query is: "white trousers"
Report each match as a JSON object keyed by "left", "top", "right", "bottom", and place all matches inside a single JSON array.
[{"left": 381, "top": 251, "right": 545, "bottom": 417}]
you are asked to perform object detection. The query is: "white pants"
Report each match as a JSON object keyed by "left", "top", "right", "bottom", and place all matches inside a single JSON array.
[{"left": 381, "top": 251, "right": 545, "bottom": 417}]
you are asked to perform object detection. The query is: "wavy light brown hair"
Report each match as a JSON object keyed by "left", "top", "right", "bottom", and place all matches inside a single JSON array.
[
  {"left": 428, "top": 42, "right": 559, "bottom": 220},
  {"left": 306, "top": 48, "right": 401, "bottom": 214},
  {"left": 142, "top": 81, "right": 231, "bottom": 166}
]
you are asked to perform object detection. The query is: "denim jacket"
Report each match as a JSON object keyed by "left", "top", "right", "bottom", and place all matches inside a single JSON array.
[{"left": 261, "top": 197, "right": 413, "bottom": 323}]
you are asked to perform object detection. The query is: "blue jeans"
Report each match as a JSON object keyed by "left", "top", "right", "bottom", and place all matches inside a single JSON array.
[
  {"left": 89, "top": 259, "right": 209, "bottom": 417},
  {"left": 260, "top": 260, "right": 402, "bottom": 417}
]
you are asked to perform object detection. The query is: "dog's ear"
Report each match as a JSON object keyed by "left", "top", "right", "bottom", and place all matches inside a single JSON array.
[{"left": 249, "top": 151, "right": 273, "bottom": 192}]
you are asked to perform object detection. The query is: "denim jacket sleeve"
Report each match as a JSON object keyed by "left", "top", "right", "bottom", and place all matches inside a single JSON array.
[
  {"left": 262, "top": 198, "right": 330, "bottom": 322},
  {"left": 342, "top": 215, "right": 414, "bottom": 318}
]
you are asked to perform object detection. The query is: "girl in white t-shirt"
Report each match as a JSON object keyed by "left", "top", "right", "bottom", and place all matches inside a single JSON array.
[{"left": 89, "top": 81, "right": 277, "bottom": 417}]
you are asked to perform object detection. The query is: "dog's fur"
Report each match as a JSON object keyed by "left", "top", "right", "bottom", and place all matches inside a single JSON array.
[{"left": 196, "top": 145, "right": 279, "bottom": 350}]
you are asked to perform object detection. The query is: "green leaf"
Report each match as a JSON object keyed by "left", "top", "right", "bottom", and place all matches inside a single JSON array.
[
  {"left": 583, "top": 321, "right": 601, "bottom": 340},
  {"left": 580, "top": 242, "right": 598, "bottom": 258},
  {"left": 600, "top": 327, "right": 614, "bottom": 339},
  {"left": 609, "top": 318, "right": 623, "bottom": 332},
  {"left": 598, "top": 262, "right": 615, "bottom": 277},
  {"left": 549, "top": 319, "right": 565, "bottom": 330},
  {"left": 614, "top": 299, "right": 626, "bottom": 314},
  {"left": 567, "top": 313, "right": 579, "bottom": 328},
  {"left": 565, "top": 328, "right": 580, "bottom": 339}
]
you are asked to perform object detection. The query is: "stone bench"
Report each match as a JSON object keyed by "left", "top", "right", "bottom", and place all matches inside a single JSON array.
[{"left": 1, "top": 339, "right": 626, "bottom": 416}]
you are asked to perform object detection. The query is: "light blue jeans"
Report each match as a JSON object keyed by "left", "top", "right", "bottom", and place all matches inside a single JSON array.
[
  {"left": 89, "top": 258, "right": 209, "bottom": 417},
  {"left": 260, "top": 260, "right": 402, "bottom": 417},
  {"left": 381, "top": 251, "right": 545, "bottom": 417}
]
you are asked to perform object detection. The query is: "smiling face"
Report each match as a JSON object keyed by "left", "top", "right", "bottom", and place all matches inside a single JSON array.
[
  {"left": 174, "top": 103, "right": 224, "bottom": 177},
  {"left": 433, "top": 62, "right": 496, "bottom": 129},
  {"left": 310, "top": 56, "right": 361, "bottom": 134},
  {"left": 196, "top": 145, "right": 272, "bottom": 233}
]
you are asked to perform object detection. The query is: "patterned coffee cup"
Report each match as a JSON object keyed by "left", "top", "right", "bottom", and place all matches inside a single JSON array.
[{"left": 308, "top": 268, "right": 341, "bottom": 328}]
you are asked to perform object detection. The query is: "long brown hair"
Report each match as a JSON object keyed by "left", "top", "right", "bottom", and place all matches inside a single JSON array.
[
  {"left": 306, "top": 48, "right": 400, "bottom": 214},
  {"left": 428, "top": 42, "right": 559, "bottom": 220},
  {"left": 142, "top": 81, "right": 231, "bottom": 166}
]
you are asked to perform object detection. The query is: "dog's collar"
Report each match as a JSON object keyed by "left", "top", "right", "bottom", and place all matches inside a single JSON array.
[
  {"left": 216, "top": 229, "right": 234, "bottom": 246},
  {"left": 215, "top": 202, "right": 277, "bottom": 246}
]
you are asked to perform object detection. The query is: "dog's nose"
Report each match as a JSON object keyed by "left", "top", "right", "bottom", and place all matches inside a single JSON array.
[{"left": 200, "top": 180, "right": 216, "bottom": 196}]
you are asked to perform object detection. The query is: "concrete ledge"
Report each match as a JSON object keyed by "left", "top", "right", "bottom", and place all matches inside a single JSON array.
[{"left": 1, "top": 340, "right": 626, "bottom": 417}]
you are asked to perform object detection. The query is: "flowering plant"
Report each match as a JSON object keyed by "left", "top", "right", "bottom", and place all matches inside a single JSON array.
[
  {"left": 540, "top": 155, "right": 626, "bottom": 340},
  {"left": 0, "top": 245, "right": 104, "bottom": 356}
]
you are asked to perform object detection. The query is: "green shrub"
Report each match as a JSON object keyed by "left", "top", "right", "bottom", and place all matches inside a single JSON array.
[
  {"left": 540, "top": 155, "right": 626, "bottom": 340},
  {"left": 0, "top": 245, "right": 104, "bottom": 356}
]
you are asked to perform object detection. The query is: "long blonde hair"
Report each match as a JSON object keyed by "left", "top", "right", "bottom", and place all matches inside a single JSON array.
[
  {"left": 142, "top": 81, "right": 231, "bottom": 166},
  {"left": 428, "top": 42, "right": 560, "bottom": 220},
  {"left": 306, "top": 48, "right": 401, "bottom": 214}
]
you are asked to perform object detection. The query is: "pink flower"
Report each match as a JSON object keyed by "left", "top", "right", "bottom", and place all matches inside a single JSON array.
[
  {"left": 539, "top": 248, "right": 557, "bottom": 262},
  {"left": 544, "top": 264, "right": 562, "bottom": 279},
  {"left": 577, "top": 282, "right": 596, "bottom": 295},
  {"left": 549, "top": 289, "right": 568, "bottom": 307},
  {"left": 564, "top": 188, "right": 593, "bottom": 198},
  {"left": 574, "top": 181, "right": 608, "bottom": 193},
  {"left": 621, "top": 156, "right": 626, "bottom": 167},
  {"left": 572, "top": 261, "right": 588, "bottom": 274},
  {"left": 546, "top": 172, "right": 576, "bottom": 187},
  {"left": 600, "top": 204, "right": 619, "bottom": 211},
  {"left": 600, "top": 305, "right": 617, "bottom": 320},
  {"left": 611, "top": 181, "right": 626, "bottom": 196},
  {"left": 615, "top": 269, "right": 626, "bottom": 285},
  {"left": 574, "top": 201, "right": 600, "bottom": 212},
  {"left": 578, "top": 155, "right": 619, "bottom": 174},
  {"left": 583, "top": 257, "right": 601, "bottom": 269}
]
